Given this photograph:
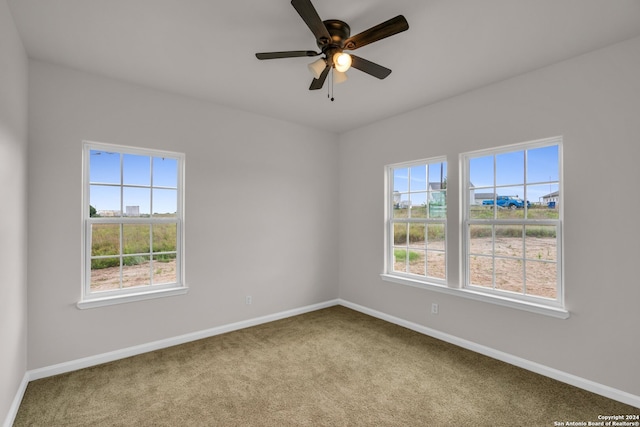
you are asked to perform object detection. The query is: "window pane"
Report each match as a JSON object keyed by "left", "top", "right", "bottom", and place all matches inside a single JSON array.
[
  {"left": 123, "top": 154, "right": 150, "bottom": 186},
  {"left": 153, "top": 223, "right": 177, "bottom": 252},
  {"left": 408, "top": 223, "right": 425, "bottom": 248},
  {"left": 427, "top": 251, "right": 445, "bottom": 279},
  {"left": 495, "top": 258, "right": 524, "bottom": 294},
  {"left": 495, "top": 225, "right": 523, "bottom": 258},
  {"left": 123, "top": 224, "right": 150, "bottom": 254},
  {"left": 495, "top": 187, "right": 526, "bottom": 219},
  {"left": 409, "top": 192, "right": 427, "bottom": 218},
  {"left": 393, "top": 168, "right": 408, "bottom": 193},
  {"left": 393, "top": 249, "right": 408, "bottom": 273},
  {"left": 470, "top": 194, "right": 493, "bottom": 219},
  {"left": 91, "top": 257, "right": 120, "bottom": 292},
  {"left": 153, "top": 189, "right": 178, "bottom": 216},
  {"left": 469, "top": 225, "right": 492, "bottom": 256},
  {"left": 393, "top": 194, "right": 410, "bottom": 218},
  {"left": 469, "top": 155, "right": 494, "bottom": 188},
  {"left": 463, "top": 140, "right": 561, "bottom": 305},
  {"left": 407, "top": 249, "right": 425, "bottom": 276},
  {"left": 527, "top": 184, "right": 559, "bottom": 219},
  {"left": 123, "top": 187, "right": 151, "bottom": 216},
  {"left": 410, "top": 165, "right": 427, "bottom": 191},
  {"left": 428, "top": 162, "right": 447, "bottom": 188},
  {"left": 152, "top": 255, "right": 177, "bottom": 285},
  {"left": 90, "top": 185, "right": 121, "bottom": 216},
  {"left": 527, "top": 145, "right": 559, "bottom": 184},
  {"left": 427, "top": 224, "right": 445, "bottom": 249},
  {"left": 428, "top": 190, "right": 446, "bottom": 218},
  {"left": 525, "top": 226, "right": 556, "bottom": 261},
  {"left": 122, "top": 255, "right": 151, "bottom": 288},
  {"left": 388, "top": 160, "right": 447, "bottom": 282},
  {"left": 526, "top": 261, "right": 557, "bottom": 299},
  {"left": 153, "top": 157, "right": 178, "bottom": 188},
  {"left": 91, "top": 224, "right": 120, "bottom": 257},
  {"left": 393, "top": 223, "right": 408, "bottom": 245},
  {"left": 469, "top": 255, "right": 493, "bottom": 288},
  {"left": 496, "top": 150, "right": 524, "bottom": 186},
  {"left": 90, "top": 150, "right": 120, "bottom": 184}
]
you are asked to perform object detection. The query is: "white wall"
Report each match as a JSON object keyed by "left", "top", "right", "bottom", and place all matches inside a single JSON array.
[
  {"left": 0, "top": 0, "right": 28, "bottom": 423},
  {"left": 27, "top": 60, "right": 339, "bottom": 369},
  {"left": 339, "top": 36, "right": 640, "bottom": 397}
]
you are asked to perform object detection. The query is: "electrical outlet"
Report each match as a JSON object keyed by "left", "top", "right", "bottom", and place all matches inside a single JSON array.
[
  {"left": 246, "top": 296, "right": 252, "bottom": 305},
  {"left": 431, "top": 303, "right": 439, "bottom": 315}
]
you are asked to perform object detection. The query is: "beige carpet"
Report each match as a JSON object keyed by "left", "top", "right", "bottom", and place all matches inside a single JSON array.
[{"left": 14, "top": 306, "right": 638, "bottom": 426}]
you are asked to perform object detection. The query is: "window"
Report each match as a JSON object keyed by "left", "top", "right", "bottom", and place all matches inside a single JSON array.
[
  {"left": 462, "top": 137, "right": 563, "bottom": 309},
  {"left": 385, "top": 158, "right": 447, "bottom": 284},
  {"left": 382, "top": 137, "right": 566, "bottom": 318},
  {"left": 79, "top": 141, "right": 186, "bottom": 308}
]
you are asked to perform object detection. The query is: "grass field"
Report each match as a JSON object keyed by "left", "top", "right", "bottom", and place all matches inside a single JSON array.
[
  {"left": 89, "top": 221, "right": 178, "bottom": 291},
  {"left": 91, "top": 222, "right": 177, "bottom": 270}
]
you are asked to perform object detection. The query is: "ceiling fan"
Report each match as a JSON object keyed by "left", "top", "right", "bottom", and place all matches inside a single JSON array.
[{"left": 255, "top": 0, "right": 409, "bottom": 91}]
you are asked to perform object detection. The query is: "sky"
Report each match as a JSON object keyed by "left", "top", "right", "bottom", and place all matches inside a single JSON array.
[
  {"left": 89, "top": 150, "right": 178, "bottom": 215},
  {"left": 393, "top": 162, "right": 447, "bottom": 206},
  {"left": 393, "top": 145, "right": 559, "bottom": 205}
]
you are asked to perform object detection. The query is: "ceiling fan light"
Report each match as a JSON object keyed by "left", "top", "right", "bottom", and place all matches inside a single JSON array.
[
  {"left": 333, "top": 52, "right": 352, "bottom": 73},
  {"left": 308, "top": 58, "right": 327, "bottom": 79},
  {"left": 333, "top": 69, "right": 348, "bottom": 84}
]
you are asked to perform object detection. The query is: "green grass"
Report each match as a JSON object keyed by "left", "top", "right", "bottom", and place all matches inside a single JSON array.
[
  {"left": 394, "top": 249, "right": 421, "bottom": 262},
  {"left": 91, "top": 222, "right": 177, "bottom": 269},
  {"left": 393, "top": 223, "right": 445, "bottom": 245},
  {"left": 469, "top": 224, "right": 556, "bottom": 239},
  {"left": 469, "top": 205, "right": 559, "bottom": 220},
  {"left": 393, "top": 204, "right": 556, "bottom": 245}
]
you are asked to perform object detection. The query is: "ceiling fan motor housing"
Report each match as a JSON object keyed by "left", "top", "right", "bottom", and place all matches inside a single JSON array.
[{"left": 319, "top": 20, "right": 350, "bottom": 51}]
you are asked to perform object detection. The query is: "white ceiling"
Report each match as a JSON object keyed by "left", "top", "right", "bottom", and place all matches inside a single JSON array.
[{"left": 8, "top": 0, "right": 640, "bottom": 133}]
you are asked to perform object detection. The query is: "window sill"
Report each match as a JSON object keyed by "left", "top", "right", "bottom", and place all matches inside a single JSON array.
[
  {"left": 77, "top": 286, "right": 189, "bottom": 310},
  {"left": 380, "top": 274, "right": 569, "bottom": 319}
]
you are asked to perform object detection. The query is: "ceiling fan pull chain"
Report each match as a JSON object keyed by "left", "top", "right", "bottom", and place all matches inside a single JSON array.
[{"left": 330, "top": 68, "right": 335, "bottom": 102}]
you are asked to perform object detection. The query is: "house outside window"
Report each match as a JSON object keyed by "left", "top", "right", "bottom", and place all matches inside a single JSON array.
[
  {"left": 385, "top": 158, "right": 447, "bottom": 284},
  {"left": 79, "top": 141, "right": 187, "bottom": 309}
]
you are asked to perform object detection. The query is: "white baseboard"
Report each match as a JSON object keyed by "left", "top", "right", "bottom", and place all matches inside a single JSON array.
[
  {"left": 338, "top": 299, "right": 640, "bottom": 409},
  {"left": 3, "top": 373, "right": 29, "bottom": 427},
  {"left": 6, "top": 296, "right": 638, "bottom": 427},
  {"left": 29, "top": 299, "right": 340, "bottom": 381},
  {"left": 4, "top": 299, "right": 340, "bottom": 426}
]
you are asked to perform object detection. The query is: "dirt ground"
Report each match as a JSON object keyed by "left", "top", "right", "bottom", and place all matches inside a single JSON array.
[
  {"left": 394, "top": 237, "right": 557, "bottom": 299},
  {"left": 91, "top": 260, "right": 177, "bottom": 292},
  {"left": 92, "top": 237, "right": 557, "bottom": 299}
]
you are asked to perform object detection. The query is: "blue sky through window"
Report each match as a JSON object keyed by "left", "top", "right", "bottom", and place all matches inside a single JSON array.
[
  {"left": 90, "top": 150, "right": 178, "bottom": 215},
  {"left": 394, "top": 162, "right": 447, "bottom": 193},
  {"left": 393, "top": 146, "right": 558, "bottom": 205},
  {"left": 470, "top": 145, "right": 559, "bottom": 204}
]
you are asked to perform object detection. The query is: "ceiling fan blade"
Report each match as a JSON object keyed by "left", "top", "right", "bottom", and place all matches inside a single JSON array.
[
  {"left": 350, "top": 55, "right": 392, "bottom": 79},
  {"left": 291, "top": 0, "right": 332, "bottom": 46},
  {"left": 256, "top": 51, "right": 320, "bottom": 60},
  {"left": 344, "top": 15, "right": 409, "bottom": 51},
  {"left": 309, "top": 66, "right": 330, "bottom": 90}
]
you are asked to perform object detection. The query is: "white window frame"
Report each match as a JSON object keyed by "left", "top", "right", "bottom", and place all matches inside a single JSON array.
[
  {"left": 383, "top": 157, "right": 448, "bottom": 286},
  {"left": 381, "top": 137, "right": 568, "bottom": 319},
  {"left": 460, "top": 137, "right": 565, "bottom": 314},
  {"left": 78, "top": 141, "right": 187, "bottom": 309}
]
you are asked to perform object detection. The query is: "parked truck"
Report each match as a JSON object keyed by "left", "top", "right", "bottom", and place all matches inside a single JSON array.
[{"left": 482, "top": 195, "right": 530, "bottom": 209}]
